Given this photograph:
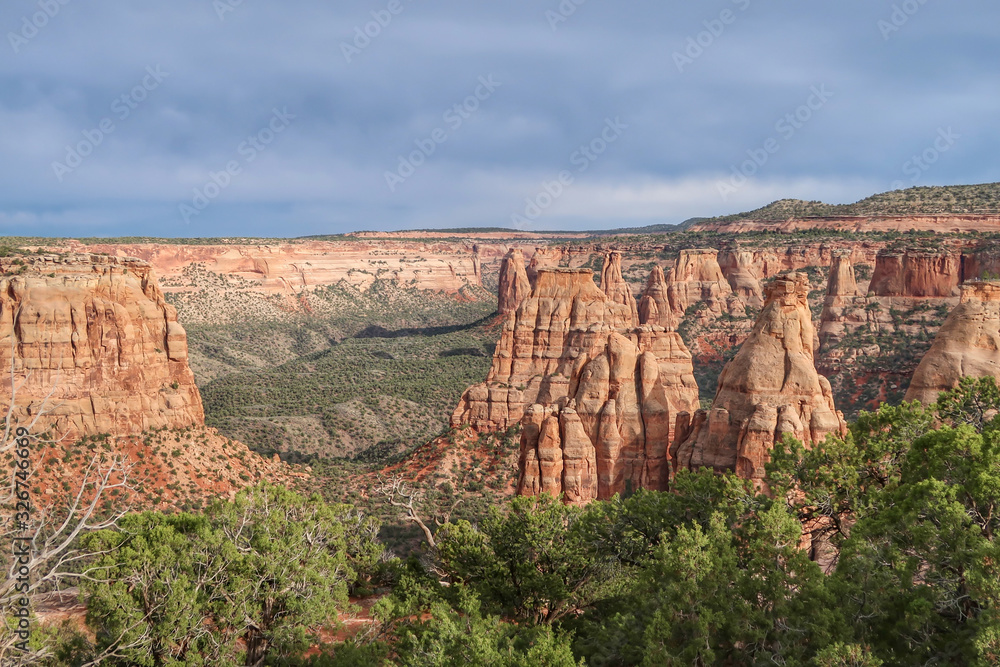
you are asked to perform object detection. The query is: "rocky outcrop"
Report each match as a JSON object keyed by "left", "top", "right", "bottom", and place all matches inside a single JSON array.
[
  {"left": 827, "top": 250, "right": 861, "bottom": 298},
  {"left": 904, "top": 281, "right": 1000, "bottom": 405},
  {"left": 638, "top": 266, "right": 674, "bottom": 330},
  {"left": 0, "top": 254, "right": 203, "bottom": 440},
  {"left": 601, "top": 252, "right": 639, "bottom": 323},
  {"left": 718, "top": 248, "right": 764, "bottom": 306},
  {"left": 451, "top": 267, "right": 700, "bottom": 503},
  {"left": 497, "top": 249, "right": 531, "bottom": 315},
  {"left": 672, "top": 274, "right": 847, "bottom": 482},
  {"left": 526, "top": 247, "right": 565, "bottom": 285},
  {"left": 869, "top": 248, "right": 962, "bottom": 298},
  {"left": 663, "top": 249, "right": 738, "bottom": 320}
]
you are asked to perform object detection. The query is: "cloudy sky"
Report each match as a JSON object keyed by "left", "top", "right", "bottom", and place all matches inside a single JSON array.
[{"left": 0, "top": 1, "right": 997, "bottom": 237}]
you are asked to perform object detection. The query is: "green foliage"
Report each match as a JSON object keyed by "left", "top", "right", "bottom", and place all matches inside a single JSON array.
[
  {"left": 193, "top": 286, "right": 497, "bottom": 461},
  {"left": 78, "top": 484, "right": 383, "bottom": 666},
  {"left": 936, "top": 375, "right": 1000, "bottom": 431},
  {"left": 436, "top": 495, "right": 612, "bottom": 624},
  {"left": 388, "top": 587, "right": 582, "bottom": 667},
  {"left": 40, "top": 375, "right": 1000, "bottom": 665}
]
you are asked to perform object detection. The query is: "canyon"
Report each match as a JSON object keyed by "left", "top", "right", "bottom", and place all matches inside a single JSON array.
[
  {"left": 12, "top": 219, "right": 1000, "bottom": 507},
  {"left": 49, "top": 239, "right": 490, "bottom": 297}
]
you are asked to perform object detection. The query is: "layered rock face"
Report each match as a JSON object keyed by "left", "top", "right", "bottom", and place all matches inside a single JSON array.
[
  {"left": 55, "top": 239, "right": 485, "bottom": 295},
  {"left": 451, "top": 267, "right": 700, "bottom": 503},
  {"left": 718, "top": 248, "right": 764, "bottom": 306},
  {"left": 904, "top": 281, "right": 1000, "bottom": 405},
  {"left": 663, "top": 249, "right": 739, "bottom": 320},
  {"left": 497, "top": 249, "right": 531, "bottom": 315},
  {"left": 0, "top": 254, "right": 203, "bottom": 440},
  {"left": 673, "top": 274, "right": 847, "bottom": 482},
  {"left": 869, "top": 248, "right": 962, "bottom": 297},
  {"left": 526, "top": 247, "right": 566, "bottom": 285}
]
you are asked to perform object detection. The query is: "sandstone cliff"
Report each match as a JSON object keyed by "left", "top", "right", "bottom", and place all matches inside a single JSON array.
[
  {"left": 0, "top": 254, "right": 203, "bottom": 440},
  {"left": 0, "top": 253, "right": 293, "bottom": 510},
  {"left": 664, "top": 249, "right": 738, "bottom": 321},
  {"left": 54, "top": 239, "right": 485, "bottom": 297},
  {"left": 497, "top": 249, "right": 531, "bottom": 315},
  {"left": 904, "top": 281, "right": 1000, "bottom": 405},
  {"left": 451, "top": 267, "right": 700, "bottom": 503},
  {"left": 869, "top": 248, "right": 962, "bottom": 297},
  {"left": 673, "top": 274, "right": 847, "bottom": 482},
  {"left": 718, "top": 248, "right": 764, "bottom": 306}
]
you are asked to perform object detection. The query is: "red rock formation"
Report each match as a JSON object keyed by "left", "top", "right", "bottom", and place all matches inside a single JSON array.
[
  {"left": 718, "top": 248, "right": 764, "bottom": 306},
  {"left": 451, "top": 267, "right": 700, "bottom": 503},
  {"left": 0, "top": 254, "right": 203, "bottom": 440},
  {"left": 827, "top": 250, "right": 861, "bottom": 298},
  {"left": 526, "top": 247, "right": 565, "bottom": 285},
  {"left": 601, "top": 252, "right": 639, "bottom": 323},
  {"left": 869, "top": 248, "right": 962, "bottom": 297},
  {"left": 818, "top": 251, "right": 868, "bottom": 358},
  {"left": 638, "top": 266, "right": 674, "bottom": 329},
  {"left": 904, "top": 281, "right": 1000, "bottom": 405},
  {"left": 497, "top": 248, "right": 531, "bottom": 315},
  {"left": 664, "top": 249, "right": 738, "bottom": 319},
  {"left": 50, "top": 239, "right": 485, "bottom": 296},
  {"left": 672, "top": 273, "right": 847, "bottom": 482}
]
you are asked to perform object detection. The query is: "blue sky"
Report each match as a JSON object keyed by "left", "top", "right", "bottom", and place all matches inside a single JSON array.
[{"left": 0, "top": 0, "right": 997, "bottom": 237}]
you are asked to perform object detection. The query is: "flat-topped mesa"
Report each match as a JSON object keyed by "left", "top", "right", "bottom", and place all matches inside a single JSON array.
[
  {"left": 664, "top": 249, "right": 739, "bottom": 319},
  {"left": 869, "top": 248, "right": 962, "bottom": 297},
  {"left": 497, "top": 248, "right": 531, "bottom": 315},
  {"left": 600, "top": 252, "right": 639, "bottom": 324},
  {"left": 717, "top": 248, "right": 764, "bottom": 306},
  {"left": 0, "top": 254, "right": 203, "bottom": 440},
  {"left": 451, "top": 267, "right": 700, "bottom": 504},
  {"left": 672, "top": 273, "right": 847, "bottom": 482},
  {"left": 904, "top": 281, "right": 1000, "bottom": 405}
]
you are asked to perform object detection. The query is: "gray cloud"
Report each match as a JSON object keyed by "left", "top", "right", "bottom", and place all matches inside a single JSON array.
[{"left": 0, "top": 0, "right": 996, "bottom": 236}]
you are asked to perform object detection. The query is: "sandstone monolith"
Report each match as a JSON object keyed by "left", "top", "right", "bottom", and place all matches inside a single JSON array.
[{"left": 672, "top": 273, "right": 847, "bottom": 482}]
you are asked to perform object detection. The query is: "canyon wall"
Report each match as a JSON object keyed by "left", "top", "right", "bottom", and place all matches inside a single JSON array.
[
  {"left": 869, "top": 248, "right": 962, "bottom": 298},
  {"left": 50, "top": 240, "right": 488, "bottom": 296},
  {"left": 0, "top": 254, "right": 203, "bottom": 440}
]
